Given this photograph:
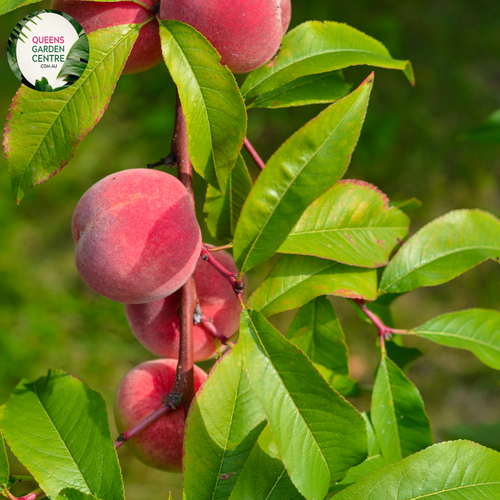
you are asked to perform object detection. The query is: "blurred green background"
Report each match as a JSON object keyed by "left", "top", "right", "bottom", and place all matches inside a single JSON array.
[{"left": 1, "top": 0, "right": 499, "bottom": 497}]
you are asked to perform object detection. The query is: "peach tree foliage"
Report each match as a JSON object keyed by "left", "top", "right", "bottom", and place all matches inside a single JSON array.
[{"left": 2, "top": 2, "right": 500, "bottom": 500}]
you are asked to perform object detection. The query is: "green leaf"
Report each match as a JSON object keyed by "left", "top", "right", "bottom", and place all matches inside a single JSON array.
[
  {"left": 58, "top": 35, "right": 90, "bottom": 82},
  {"left": 248, "top": 255, "right": 378, "bottom": 317},
  {"left": 240, "top": 309, "right": 368, "bottom": 500},
  {"left": 56, "top": 490, "right": 101, "bottom": 500},
  {"left": 380, "top": 209, "right": 500, "bottom": 293},
  {"left": 389, "top": 197, "right": 422, "bottom": 212},
  {"left": 228, "top": 426, "right": 305, "bottom": 500},
  {"left": 0, "top": 0, "right": 40, "bottom": 16},
  {"left": 334, "top": 440, "right": 500, "bottom": 499},
  {"left": 279, "top": 180, "right": 410, "bottom": 267},
  {"left": 183, "top": 343, "right": 266, "bottom": 500},
  {"left": 204, "top": 155, "right": 253, "bottom": 241},
  {"left": 363, "top": 412, "right": 381, "bottom": 457},
  {"left": 463, "top": 108, "right": 500, "bottom": 144},
  {"left": 0, "top": 429, "right": 9, "bottom": 492},
  {"left": 4, "top": 25, "right": 139, "bottom": 203},
  {"left": 0, "top": 369, "right": 124, "bottom": 500},
  {"left": 329, "top": 455, "right": 387, "bottom": 493},
  {"left": 385, "top": 341, "right": 422, "bottom": 372},
  {"left": 247, "top": 71, "right": 352, "bottom": 109},
  {"left": 286, "top": 297, "right": 358, "bottom": 396},
  {"left": 241, "top": 21, "right": 414, "bottom": 99},
  {"left": 413, "top": 309, "right": 500, "bottom": 370},
  {"left": 159, "top": 20, "right": 246, "bottom": 193},
  {"left": 371, "top": 356, "right": 433, "bottom": 464},
  {"left": 234, "top": 75, "right": 374, "bottom": 274}
]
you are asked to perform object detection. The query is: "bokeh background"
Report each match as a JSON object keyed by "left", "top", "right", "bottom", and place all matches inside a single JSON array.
[{"left": 1, "top": 0, "right": 499, "bottom": 497}]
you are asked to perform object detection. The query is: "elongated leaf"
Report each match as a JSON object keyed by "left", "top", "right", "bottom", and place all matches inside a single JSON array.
[
  {"left": 329, "top": 455, "right": 387, "bottom": 493},
  {"left": 160, "top": 20, "right": 246, "bottom": 193},
  {"left": 0, "top": 0, "right": 40, "bottom": 16},
  {"left": 241, "top": 309, "right": 367, "bottom": 500},
  {"left": 249, "top": 255, "right": 378, "bottom": 317},
  {"left": 363, "top": 412, "right": 381, "bottom": 458},
  {"left": 3, "top": 25, "right": 139, "bottom": 203},
  {"left": 0, "top": 430, "right": 8, "bottom": 492},
  {"left": 204, "top": 155, "right": 253, "bottom": 241},
  {"left": 279, "top": 180, "right": 409, "bottom": 267},
  {"left": 371, "top": 356, "right": 433, "bottom": 464},
  {"left": 0, "top": 370, "right": 124, "bottom": 500},
  {"left": 247, "top": 72, "right": 351, "bottom": 109},
  {"left": 413, "top": 309, "right": 500, "bottom": 370},
  {"left": 241, "top": 21, "right": 413, "bottom": 99},
  {"left": 56, "top": 490, "right": 101, "bottom": 500},
  {"left": 228, "top": 426, "right": 305, "bottom": 500},
  {"left": 380, "top": 209, "right": 500, "bottom": 293},
  {"left": 183, "top": 343, "right": 266, "bottom": 500},
  {"left": 334, "top": 440, "right": 500, "bottom": 499},
  {"left": 286, "top": 297, "right": 357, "bottom": 396},
  {"left": 463, "top": 108, "right": 500, "bottom": 144},
  {"left": 234, "top": 75, "right": 373, "bottom": 273}
]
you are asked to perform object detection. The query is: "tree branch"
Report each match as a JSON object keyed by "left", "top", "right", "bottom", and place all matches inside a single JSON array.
[{"left": 243, "top": 137, "right": 265, "bottom": 171}]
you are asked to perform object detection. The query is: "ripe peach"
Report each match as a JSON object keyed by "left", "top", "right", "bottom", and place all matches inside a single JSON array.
[
  {"left": 160, "top": 0, "right": 292, "bottom": 73},
  {"left": 72, "top": 169, "right": 201, "bottom": 304},
  {"left": 125, "top": 250, "right": 242, "bottom": 361},
  {"left": 51, "top": 0, "right": 162, "bottom": 74},
  {"left": 114, "top": 358, "right": 207, "bottom": 471}
]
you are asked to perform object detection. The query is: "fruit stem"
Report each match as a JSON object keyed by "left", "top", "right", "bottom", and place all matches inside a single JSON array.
[
  {"left": 353, "top": 299, "right": 413, "bottom": 351},
  {"left": 201, "top": 314, "right": 227, "bottom": 342},
  {"left": 200, "top": 245, "right": 245, "bottom": 295},
  {"left": 147, "top": 151, "right": 176, "bottom": 169},
  {"left": 207, "top": 243, "right": 233, "bottom": 252},
  {"left": 5, "top": 488, "right": 45, "bottom": 500},
  {"left": 171, "top": 90, "right": 196, "bottom": 417},
  {"left": 243, "top": 137, "right": 265, "bottom": 171}
]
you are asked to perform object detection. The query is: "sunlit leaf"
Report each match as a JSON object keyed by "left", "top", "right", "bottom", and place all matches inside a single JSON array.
[
  {"left": 228, "top": 426, "right": 305, "bottom": 500},
  {"left": 0, "top": 0, "right": 40, "bottom": 16},
  {"left": 4, "top": 25, "right": 139, "bottom": 203},
  {"left": 334, "top": 441, "right": 500, "bottom": 499},
  {"left": 241, "top": 21, "right": 414, "bottom": 99},
  {"left": 234, "top": 75, "right": 374, "bottom": 273},
  {"left": 241, "top": 309, "right": 367, "bottom": 500},
  {"left": 248, "top": 255, "right": 378, "bottom": 317},
  {"left": 413, "top": 309, "right": 500, "bottom": 370},
  {"left": 183, "top": 344, "right": 266, "bottom": 500},
  {"left": 380, "top": 209, "right": 500, "bottom": 293},
  {"left": 0, "top": 430, "right": 8, "bottom": 493},
  {"left": 371, "top": 356, "right": 433, "bottom": 464},
  {"left": 159, "top": 20, "right": 246, "bottom": 193},
  {"left": 0, "top": 370, "right": 124, "bottom": 500},
  {"left": 279, "top": 180, "right": 409, "bottom": 267}
]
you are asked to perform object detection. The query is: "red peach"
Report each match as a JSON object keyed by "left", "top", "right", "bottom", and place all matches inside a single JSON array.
[
  {"left": 72, "top": 169, "right": 201, "bottom": 304},
  {"left": 160, "top": 0, "right": 292, "bottom": 73},
  {"left": 114, "top": 358, "right": 207, "bottom": 471},
  {"left": 125, "top": 250, "right": 242, "bottom": 361},
  {"left": 51, "top": 0, "right": 162, "bottom": 74}
]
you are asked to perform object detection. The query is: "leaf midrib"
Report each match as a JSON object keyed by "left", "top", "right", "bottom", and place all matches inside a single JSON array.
[
  {"left": 239, "top": 92, "right": 363, "bottom": 272},
  {"left": 414, "top": 330, "right": 500, "bottom": 353},
  {"left": 382, "top": 244, "right": 500, "bottom": 290},
  {"left": 17, "top": 25, "right": 140, "bottom": 194},
  {"left": 245, "top": 312, "right": 330, "bottom": 481},
  {"left": 410, "top": 481, "right": 500, "bottom": 499},
  {"left": 33, "top": 382, "right": 93, "bottom": 495}
]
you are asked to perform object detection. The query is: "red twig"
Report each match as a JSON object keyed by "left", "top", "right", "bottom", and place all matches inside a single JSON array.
[
  {"left": 6, "top": 488, "right": 44, "bottom": 500},
  {"left": 114, "top": 91, "right": 197, "bottom": 448},
  {"left": 200, "top": 245, "right": 245, "bottom": 295},
  {"left": 243, "top": 137, "right": 265, "bottom": 171},
  {"left": 353, "top": 299, "right": 411, "bottom": 352},
  {"left": 201, "top": 314, "right": 227, "bottom": 342}
]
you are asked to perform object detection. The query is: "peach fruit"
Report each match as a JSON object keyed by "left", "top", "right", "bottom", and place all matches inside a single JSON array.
[
  {"left": 125, "top": 250, "right": 242, "bottom": 361},
  {"left": 51, "top": 0, "right": 162, "bottom": 74},
  {"left": 72, "top": 169, "right": 201, "bottom": 304},
  {"left": 159, "top": 0, "right": 292, "bottom": 73},
  {"left": 114, "top": 358, "right": 207, "bottom": 471}
]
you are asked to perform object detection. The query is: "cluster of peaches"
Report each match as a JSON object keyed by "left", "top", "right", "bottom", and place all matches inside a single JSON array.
[
  {"left": 62, "top": 0, "right": 291, "bottom": 473},
  {"left": 72, "top": 169, "right": 242, "bottom": 471}
]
